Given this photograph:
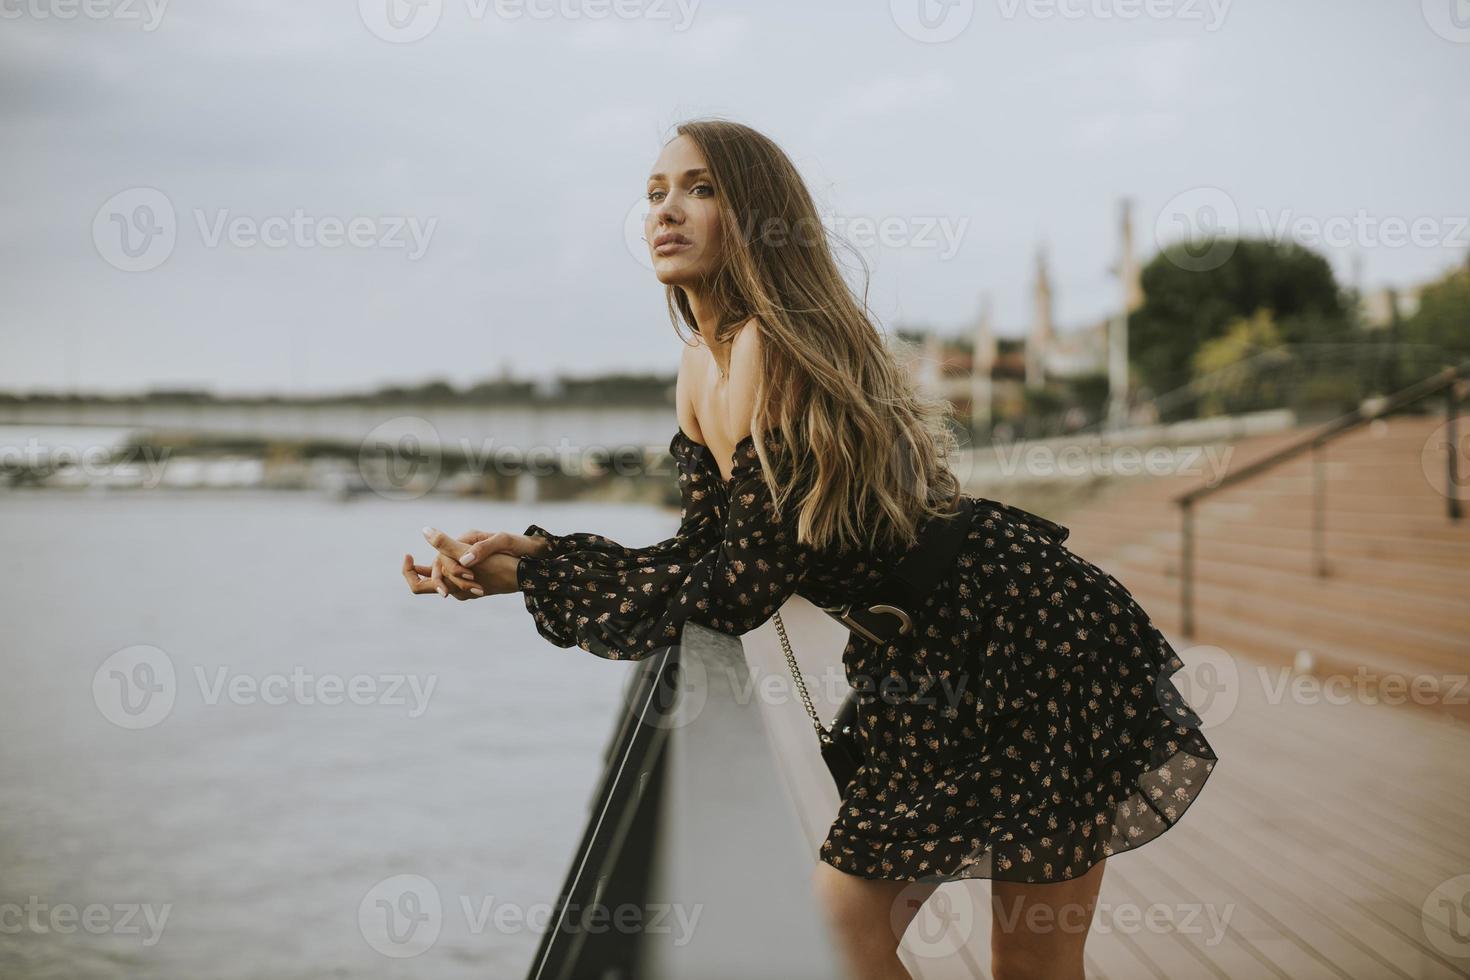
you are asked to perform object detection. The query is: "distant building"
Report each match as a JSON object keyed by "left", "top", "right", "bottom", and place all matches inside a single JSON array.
[{"left": 1359, "top": 284, "right": 1423, "bottom": 328}]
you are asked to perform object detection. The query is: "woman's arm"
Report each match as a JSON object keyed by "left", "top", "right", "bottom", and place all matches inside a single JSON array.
[
  {"left": 516, "top": 323, "right": 807, "bottom": 659},
  {"left": 515, "top": 429, "right": 809, "bottom": 661}
]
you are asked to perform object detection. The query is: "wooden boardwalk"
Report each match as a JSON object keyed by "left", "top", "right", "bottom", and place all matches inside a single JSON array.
[{"left": 743, "top": 598, "right": 1470, "bottom": 980}]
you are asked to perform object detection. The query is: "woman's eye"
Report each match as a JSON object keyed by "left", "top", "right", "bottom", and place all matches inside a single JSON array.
[{"left": 646, "top": 184, "right": 712, "bottom": 202}]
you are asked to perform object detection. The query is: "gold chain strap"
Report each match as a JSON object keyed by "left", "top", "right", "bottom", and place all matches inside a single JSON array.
[{"left": 772, "top": 610, "right": 827, "bottom": 738}]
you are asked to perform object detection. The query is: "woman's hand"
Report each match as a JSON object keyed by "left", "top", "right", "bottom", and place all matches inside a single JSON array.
[
  {"left": 405, "top": 525, "right": 550, "bottom": 600},
  {"left": 419, "top": 526, "right": 551, "bottom": 581},
  {"left": 402, "top": 552, "right": 479, "bottom": 599},
  {"left": 402, "top": 551, "right": 521, "bottom": 599}
]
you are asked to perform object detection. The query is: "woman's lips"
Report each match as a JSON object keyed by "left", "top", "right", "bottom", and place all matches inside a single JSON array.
[{"left": 654, "top": 239, "right": 693, "bottom": 255}]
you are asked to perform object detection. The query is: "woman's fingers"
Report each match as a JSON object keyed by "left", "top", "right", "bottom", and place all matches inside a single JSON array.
[
  {"left": 420, "top": 527, "right": 480, "bottom": 581},
  {"left": 459, "top": 530, "right": 514, "bottom": 567},
  {"left": 429, "top": 556, "right": 483, "bottom": 599},
  {"left": 438, "top": 555, "right": 483, "bottom": 596},
  {"left": 404, "top": 554, "right": 481, "bottom": 599},
  {"left": 403, "top": 554, "right": 440, "bottom": 595}
]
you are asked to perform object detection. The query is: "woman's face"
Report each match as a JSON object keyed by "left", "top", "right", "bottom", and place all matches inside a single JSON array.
[{"left": 644, "top": 134, "right": 723, "bottom": 287}]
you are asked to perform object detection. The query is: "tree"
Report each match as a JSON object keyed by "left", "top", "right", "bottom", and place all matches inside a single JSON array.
[
  {"left": 1129, "top": 238, "right": 1348, "bottom": 397},
  {"left": 1402, "top": 257, "right": 1470, "bottom": 361}
]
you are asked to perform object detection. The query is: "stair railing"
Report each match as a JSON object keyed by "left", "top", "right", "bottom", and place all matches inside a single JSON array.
[{"left": 1172, "top": 359, "right": 1469, "bottom": 639}]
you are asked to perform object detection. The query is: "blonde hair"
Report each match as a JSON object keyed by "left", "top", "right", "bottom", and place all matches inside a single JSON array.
[{"left": 663, "top": 117, "right": 962, "bottom": 555}]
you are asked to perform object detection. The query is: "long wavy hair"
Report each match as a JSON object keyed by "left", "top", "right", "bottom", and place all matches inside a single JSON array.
[{"left": 663, "top": 117, "right": 962, "bottom": 555}]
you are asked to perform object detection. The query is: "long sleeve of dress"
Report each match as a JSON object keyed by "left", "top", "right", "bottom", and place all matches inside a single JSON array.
[{"left": 515, "top": 431, "right": 812, "bottom": 662}]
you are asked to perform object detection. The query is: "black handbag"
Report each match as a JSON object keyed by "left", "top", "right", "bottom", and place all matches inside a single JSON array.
[{"left": 771, "top": 495, "right": 979, "bottom": 793}]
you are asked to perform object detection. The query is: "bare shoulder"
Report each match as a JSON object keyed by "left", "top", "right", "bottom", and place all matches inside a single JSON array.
[{"left": 726, "top": 317, "right": 763, "bottom": 439}]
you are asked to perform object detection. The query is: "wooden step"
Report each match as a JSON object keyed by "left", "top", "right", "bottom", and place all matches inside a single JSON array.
[
  {"left": 1107, "top": 561, "right": 1468, "bottom": 666},
  {"left": 1143, "top": 603, "right": 1470, "bottom": 725}
]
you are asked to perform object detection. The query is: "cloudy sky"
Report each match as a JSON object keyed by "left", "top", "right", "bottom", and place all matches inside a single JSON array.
[{"left": 2, "top": 0, "right": 1466, "bottom": 395}]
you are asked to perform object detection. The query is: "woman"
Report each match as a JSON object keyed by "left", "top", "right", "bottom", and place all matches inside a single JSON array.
[{"left": 403, "top": 118, "right": 1218, "bottom": 980}]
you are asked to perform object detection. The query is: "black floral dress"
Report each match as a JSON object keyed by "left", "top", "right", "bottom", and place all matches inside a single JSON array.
[{"left": 516, "top": 426, "right": 1219, "bottom": 885}]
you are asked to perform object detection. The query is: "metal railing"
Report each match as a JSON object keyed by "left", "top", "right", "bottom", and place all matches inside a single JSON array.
[
  {"left": 525, "top": 624, "right": 842, "bottom": 980},
  {"left": 1172, "top": 359, "right": 1470, "bottom": 639}
]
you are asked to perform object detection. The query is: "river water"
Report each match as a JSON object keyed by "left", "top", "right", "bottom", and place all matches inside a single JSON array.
[{"left": 0, "top": 488, "right": 677, "bottom": 979}]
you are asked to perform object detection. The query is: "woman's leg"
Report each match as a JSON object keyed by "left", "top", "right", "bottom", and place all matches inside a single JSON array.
[
  {"left": 989, "top": 858, "right": 1106, "bottom": 980},
  {"left": 810, "top": 860, "right": 939, "bottom": 980}
]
